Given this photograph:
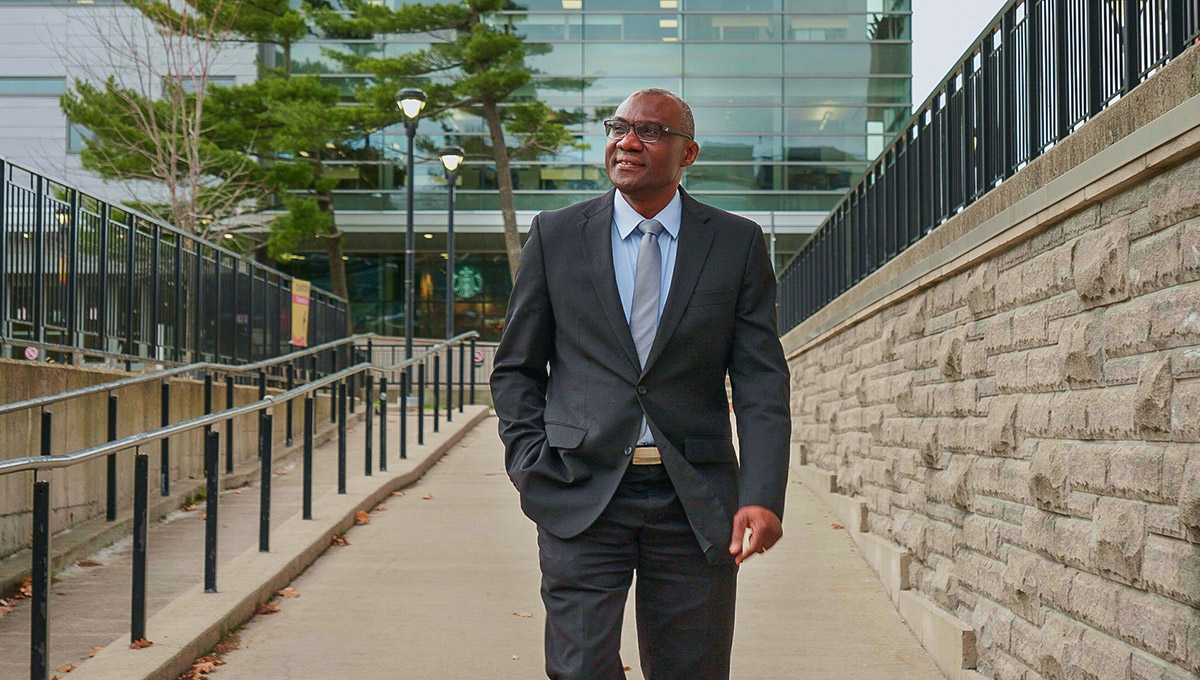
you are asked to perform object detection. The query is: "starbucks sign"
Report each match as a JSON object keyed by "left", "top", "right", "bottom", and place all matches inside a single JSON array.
[{"left": 453, "top": 264, "right": 484, "bottom": 299}]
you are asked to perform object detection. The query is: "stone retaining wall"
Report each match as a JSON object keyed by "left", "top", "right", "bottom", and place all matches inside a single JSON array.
[{"left": 784, "top": 64, "right": 1200, "bottom": 680}]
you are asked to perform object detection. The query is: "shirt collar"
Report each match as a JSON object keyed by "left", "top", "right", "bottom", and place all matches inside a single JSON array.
[{"left": 613, "top": 188, "right": 682, "bottom": 241}]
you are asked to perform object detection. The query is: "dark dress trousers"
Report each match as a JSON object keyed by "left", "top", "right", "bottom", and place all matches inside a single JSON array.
[{"left": 491, "top": 188, "right": 791, "bottom": 678}]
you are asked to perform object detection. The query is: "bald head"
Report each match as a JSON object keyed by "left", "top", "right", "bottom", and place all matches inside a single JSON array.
[{"left": 626, "top": 88, "right": 695, "bottom": 139}]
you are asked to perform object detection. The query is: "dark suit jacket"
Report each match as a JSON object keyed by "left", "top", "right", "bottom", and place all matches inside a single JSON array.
[{"left": 490, "top": 187, "right": 791, "bottom": 564}]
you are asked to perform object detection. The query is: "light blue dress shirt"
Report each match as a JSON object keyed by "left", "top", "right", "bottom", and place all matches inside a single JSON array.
[{"left": 611, "top": 188, "right": 682, "bottom": 446}]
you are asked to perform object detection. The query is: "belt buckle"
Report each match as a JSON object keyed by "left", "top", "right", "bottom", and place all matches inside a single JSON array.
[{"left": 631, "top": 446, "right": 662, "bottom": 465}]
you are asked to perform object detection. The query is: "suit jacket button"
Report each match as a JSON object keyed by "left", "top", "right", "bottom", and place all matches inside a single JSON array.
[
  {"left": 637, "top": 386, "right": 647, "bottom": 395},
  {"left": 623, "top": 447, "right": 633, "bottom": 456}
]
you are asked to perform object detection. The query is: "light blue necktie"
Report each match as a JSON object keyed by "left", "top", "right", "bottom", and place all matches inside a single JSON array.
[{"left": 630, "top": 218, "right": 663, "bottom": 445}]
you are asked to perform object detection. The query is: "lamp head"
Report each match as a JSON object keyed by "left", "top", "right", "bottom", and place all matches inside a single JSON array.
[
  {"left": 395, "top": 88, "right": 427, "bottom": 121},
  {"left": 439, "top": 146, "right": 465, "bottom": 173}
]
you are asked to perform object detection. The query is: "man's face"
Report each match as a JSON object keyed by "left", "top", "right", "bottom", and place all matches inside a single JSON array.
[{"left": 604, "top": 94, "right": 699, "bottom": 198}]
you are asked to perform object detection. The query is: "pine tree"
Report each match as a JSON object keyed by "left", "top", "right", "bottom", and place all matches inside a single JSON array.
[{"left": 308, "top": 0, "right": 586, "bottom": 282}]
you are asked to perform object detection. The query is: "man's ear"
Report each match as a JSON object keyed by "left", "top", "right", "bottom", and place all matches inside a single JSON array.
[{"left": 681, "top": 140, "right": 700, "bottom": 168}]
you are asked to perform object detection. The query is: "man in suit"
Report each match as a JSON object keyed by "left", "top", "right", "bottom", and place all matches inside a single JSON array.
[{"left": 490, "top": 88, "right": 791, "bottom": 680}]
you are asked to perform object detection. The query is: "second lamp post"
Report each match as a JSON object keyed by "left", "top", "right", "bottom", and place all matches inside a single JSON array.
[{"left": 439, "top": 146, "right": 464, "bottom": 342}]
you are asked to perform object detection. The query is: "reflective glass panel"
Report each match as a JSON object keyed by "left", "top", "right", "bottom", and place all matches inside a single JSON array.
[
  {"left": 525, "top": 43, "right": 583, "bottom": 74},
  {"left": 784, "top": 135, "right": 869, "bottom": 161},
  {"left": 583, "top": 77, "right": 684, "bottom": 104},
  {"left": 684, "top": 78, "right": 783, "bottom": 106},
  {"left": 685, "top": 44, "right": 782, "bottom": 76},
  {"left": 784, "top": 0, "right": 909, "bottom": 10},
  {"left": 695, "top": 135, "right": 783, "bottom": 162},
  {"left": 784, "top": 44, "right": 911, "bottom": 75},
  {"left": 0, "top": 77, "right": 66, "bottom": 95},
  {"left": 784, "top": 77, "right": 910, "bottom": 104},
  {"left": 685, "top": 0, "right": 781, "bottom": 10},
  {"left": 490, "top": 14, "right": 581, "bottom": 41},
  {"left": 691, "top": 105, "right": 782, "bottom": 134},
  {"left": 585, "top": 14, "right": 680, "bottom": 41},
  {"left": 684, "top": 14, "right": 781, "bottom": 41},
  {"left": 583, "top": 43, "right": 682, "bottom": 76}
]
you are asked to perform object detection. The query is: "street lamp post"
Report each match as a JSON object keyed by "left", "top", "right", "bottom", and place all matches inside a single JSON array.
[
  {"left": 395, "top": 88, "right": 427, "bottom": 361},
  {"left": 439, "top": 146, "right": 464, "bottom": 342}
]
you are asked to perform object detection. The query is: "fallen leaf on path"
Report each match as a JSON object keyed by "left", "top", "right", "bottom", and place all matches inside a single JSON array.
[
  {"left": 624, "top": 666, "right": 632, "bottom": 671},
  {"left": 130, "top": 638, "right": 154, "bottom": 649},
  {"left": 76, "top": 559, "right": 103, "bottom": 568},
  {"left": 373, "top": 503, "right": 387, "bottom": 512},
  {"left": 57, "top": 664, "right": 76, "bottom": 673},
  {"left": 354, "top": 510, "right": 371, "bottom": 525},
  {"left": 421, "top": 494, "right": 433, "bottom": 500},
  {"left": 256, "top": 601, "right": 280, "bottom": 615},
  {"left": 390, "top": 491, "right": 404, "bottom": 497},
  {"left": 331, "top": 533, "right": 349, "bottom": 546},
  {"left": 17, "top": 577, "right": 32, "bottom": 598},
  {"left": 274, "top": 467, "right": 287, "bottom": 475},
  {"left": 278, "top": 588, "right": 300, "bottom": 599},
  {"left": 0, "top": 607, "right": 12, "bottom": 614},
  {"left": 182, "top": 504, "right": 197, "bottom": 512},
  {"left": 192, "top": 661, "right": 216, "bottom": 673},
  {"left": 199, "top": 514, "right": 207, "bottom": 520},
  {"left": 90, "top": 648, "right": 103, "bottom": 658},
  {"left": 232, "top": 489, "right": 245, "bottom": 495},
  {"left": 213, "top": 634, "right": 240, "bottom": 655},
  {"left": 513, "top": 611, "right": 533, "bottom": 618},
  {"left": 0, "top": 598, "right": 12, "bottom": 606},
  {"left": 831, "top": 523, "right": 844, "bottom": 530}
]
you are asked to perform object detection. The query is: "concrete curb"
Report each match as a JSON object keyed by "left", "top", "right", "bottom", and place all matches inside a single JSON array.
[
  {"left": 0, "top": 411, "right": 365, "bottom": 600},
  {"left": 64, "top": 405, "right": 491, "bottom": 680},
  {"left": 794, "top": 462, "right": 986, "bottom": 680}
]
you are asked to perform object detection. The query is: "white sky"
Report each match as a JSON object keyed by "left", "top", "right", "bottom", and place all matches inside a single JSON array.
[{"left": 910, "top": 0, "right": 1009, "bottom": 110}]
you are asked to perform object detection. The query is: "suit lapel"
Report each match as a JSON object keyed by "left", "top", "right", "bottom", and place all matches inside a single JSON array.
[
  {"left": 640, "top": 189, "right": 715, "bottom": 378},
  {"left": 580, "top": 190, "right": 642, "bottom": 376}
]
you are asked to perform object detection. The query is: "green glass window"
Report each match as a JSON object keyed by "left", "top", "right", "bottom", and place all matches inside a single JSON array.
[
  {"left": 491, "top": 14, "right": 582, "bottom": 41},
  {"left": 696, "top": 135, "right": 782, "bottom": 162},
  {"left": 0, "top": 77, "right": 65, "bottom": 96},
  {"left": 784, "top": 0, "right": 909, "bottom": 11},
  {"left": 685, "top": 14, "right": 781, "bottom": 41},
  {"left": 784, "top": 13, "right": 909, "bottom": 41},
  {"left": 67, "top": 123, "right": 93, "bottom": 153},
  {"left": 583, "top": 77, "right": 683, "bottom": 104},
  {"left": 691, "top": 106, "right": 782, "bottom": 134},
  {"left": 784, "top": 43, "right": 910, "bottom": 75},
  {"left": 525, "top": 43, "right": 583, "bottom": 75},
  {"left": 684, "top": 78, "right": 782, "bottom": 106},
  {"left": 583, "top": 43, "right": 682, "bottom": 76},
  {"left": 685, "top": 44, "right": 781, "bottom": 76},
  {"left": 585, "top": 14, "right": 680, "bottom": 41},
  {"left": 784, "top": 77, "right": 910, "bottom": 104},
  {"left": 784, "top": 136, "right": 869, "bottom": 162},
  {"left": 685, "top": 0, "right": 781, "bottom": 10}
]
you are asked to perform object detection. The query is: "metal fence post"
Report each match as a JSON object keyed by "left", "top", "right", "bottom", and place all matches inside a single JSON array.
[
  {"left": 400, "top": 369, "right": 408, "bottom": 461},
  {"left": 379, "top": 376, "right": 388, "bottom": 473},
  {"left": 458, "top": 343, "right": 465, "bottom": 413},
  {"left": 418, "top": 361, "right": 426, "bottom": 446},
  {"left": 303, "top": 395, "right": 314, "bottom": 520},
  {"left": 446, "top": 346, "right": 453, "bottom": 424},
  {"left": 107, "top": 395, "right": 118, "bottom": 522},
  {"left": 1123, "top": 0, "right": 1141, "bottom": 94},
  {"left": 30, "top": 474, "right": 50, "bottom": 680},
  {"left": 131, "top": 450, "right": 149, "bottom": 643},
  {"left": 337, "top": 381, "right": 347, "bottom": 494},
  {"left": 32, "top": 175, "right": 44, "bottom": 345},
  {"left": 364, "top": 373, "right": 374, "bottom": 477},
  {"left": 204, "top": 430, "right": 219, "bottom": 593},
  {"left": 286, "top": 362, "right": 295, "bottom": 447},
  {"left": 0, "top": 158, "right": 7, "bottom": 342},
  {"left": 40, "top": 410, "right": 51, "bottom": 458},
  {"left": 259, "top": 411, "right": 272, "bottom": 552},
  {"left": 433, "top": 354, "right": 440, "bottom": 434},
  {"left": 225, "top": 375, "right": 235, "bottom": 474},
  {"left": 124, "top": 215, "right": 135, "bottom": 361},
  {"left": 160, "top": 381, "right": 170, "bottom": 496},
  {"left": 256, "top": 370, "right": 266, "bottom": 459},
  {"left": 469, "top": 338, "right": 477, "bottom": 405},
  {"left": 65, "top": 189, "right": 79, "bottom": 361}
]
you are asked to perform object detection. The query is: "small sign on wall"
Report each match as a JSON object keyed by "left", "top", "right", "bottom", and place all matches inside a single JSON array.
[{"left": 291, "top": 279, "right": 312, "bottom": 347}]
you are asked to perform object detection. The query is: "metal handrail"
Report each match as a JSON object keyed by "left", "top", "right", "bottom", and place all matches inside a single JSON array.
[
  {"left": 0, "top": 331, "right": 480, "bottom": 475},
  {"left": 0, "top": 333, "right": 379, "bottom": 417},
  {"left": 10, "top": 330, "right": 481, "bottom": 679}
]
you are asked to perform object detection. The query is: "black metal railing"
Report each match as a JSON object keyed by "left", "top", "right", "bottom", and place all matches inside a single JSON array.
[
  {"left": 777, "top": 0, "right": 1200, "bottom": 332},
  {"left": 0, "top": 331, "right": 480, "bottom": 680},
  {"left": 0, "top": 155, "right": 348, "bottom": 365}
]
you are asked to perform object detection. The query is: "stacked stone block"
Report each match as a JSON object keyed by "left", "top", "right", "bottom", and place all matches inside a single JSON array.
[{"left": 788, "top": 155, "right": 1200, "bottom": 679}]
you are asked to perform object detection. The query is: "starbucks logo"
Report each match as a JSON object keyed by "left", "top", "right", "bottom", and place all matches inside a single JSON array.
[{"left": 453, "top": 265, "right": 483, "bottom": 299}]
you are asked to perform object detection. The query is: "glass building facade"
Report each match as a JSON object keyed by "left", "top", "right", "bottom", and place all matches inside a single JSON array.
[{"left": 288, "top": 0, "right": 912, "bottom": 340}]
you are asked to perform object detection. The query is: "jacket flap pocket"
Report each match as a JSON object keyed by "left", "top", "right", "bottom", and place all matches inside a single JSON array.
[
  {"left": 684, "top": 436, "right": 736, "bottom": 463},
  {"left": 545, "top": 422, "right": 587, "bottom": 450},
  {"left": 689, "top": 287, "right": 738, "bottom": 308}
]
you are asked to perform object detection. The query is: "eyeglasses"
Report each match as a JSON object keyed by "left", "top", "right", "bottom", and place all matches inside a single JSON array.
[{"left": 603, "top": 119, "right": 693, "bottom": 143}]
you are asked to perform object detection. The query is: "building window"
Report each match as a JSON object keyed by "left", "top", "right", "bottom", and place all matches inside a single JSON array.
[
  {"left": 67, "top": 124, "right": 94, "bottom": 153},
  {"left": 0, "top": 77, "right": 66, "bottom": 96}
]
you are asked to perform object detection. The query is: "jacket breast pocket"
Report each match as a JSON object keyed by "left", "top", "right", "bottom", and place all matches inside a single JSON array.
[
  {"left": 545, "top": 422, "right": 587, "bottom": 450},
  {"left": 683, "top": 436, "right": 737, "bottom": 464},
  {"left": 688, "top": 287, "right": 737, "bottom": 309}
]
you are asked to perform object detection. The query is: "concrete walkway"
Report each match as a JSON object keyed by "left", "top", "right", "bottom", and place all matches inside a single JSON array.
[{"left": 213, "top": 416, "right": 945, "bottom": 680}]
